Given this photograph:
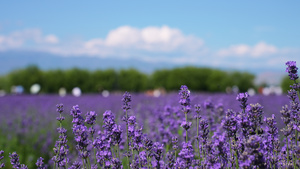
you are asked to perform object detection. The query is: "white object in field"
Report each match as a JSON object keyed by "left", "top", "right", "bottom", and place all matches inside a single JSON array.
[
  {"left": 274, "top": 87, "right": 282, "bottom": 95},
  {"left": 102, "top": 90, "right": 110, "bottom": 97},
  {"left": 247, "top": 88, "right": 256, "bottom": 96},
  {"left": 0, "top": 90, "right": 5, "bottom": 97},
  {"left": 153, "top": 89, "right": 161, "bottom": 97},
  {"left": 12, "top": 85, "right": 24, "bottom": 94},
  {"left": 262, "top": 86, "right": 282, "bottom": 96},
  {"left": 262, "top": 87, "right": 271, "bottom": 96},
  {"left": 225, "top": 86, "right": 232, "bottom": 94},
  {"left": 232, "top": 85, "right": 239, "bottom": 94},
  {"left": 59, "top": 87, "right": 67, "bottom": 97},
  {"left": 30, "top": 84, "right": 41, "bottom": 94},
  {"left": 72, "top": 87, "right": 81, "bottom": 97}
]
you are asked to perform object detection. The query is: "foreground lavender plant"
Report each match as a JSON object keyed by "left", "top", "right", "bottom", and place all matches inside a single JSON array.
[
  {"left": 194, "top": 104, "right": 202, "bottom": 161},
  {"left": 179, "top": 85, "right": 191, "bottom": 143},
  {"left": 122, "top": 91, "right": 131, "bottom": 168},
  {"left": 70, "top": 105, "right": 91, "bottom": 168},
  {"left": 52, "top": 104, "right": 69, "bottom": 168},
  {"left": 85, "top": 111, "right": 97, "bottom": 165}
]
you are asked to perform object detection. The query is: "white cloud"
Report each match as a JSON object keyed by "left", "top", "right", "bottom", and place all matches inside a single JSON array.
[
  {"left": 217, "top": 42, "right": 277, "bottom": 58},
  {"left": 0, "top": 29, "right": 59, "bottom": 51},
  {"left": 44, "top": 34, "right": 59, "bottom": 44},
  {"left": 0, "top": 26, "right": 299, "bottom": 70},
  {"left": 83, "top": 25, "right": 204, "bottom": 53}
]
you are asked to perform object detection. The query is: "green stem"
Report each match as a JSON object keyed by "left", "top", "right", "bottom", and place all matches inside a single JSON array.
[
  {"left": 138, "top": 151, "right": 141, "bottom": 168},
  {"left": 147, "top": 156, "right": 151, "bottom": 169},
  {"left": 197, "top": 117, "right": 201, "bottom": 162},
  {"left": 111, "top": 146, "right": 115, "bottom": 159},
  {"left": 296, "top": 130, "right": 298, "bottom": 147},
  {"left": 86, "top": 158, "right": 91, "bottom": 169},
  {"left": 117, "top": 144, "right": 121, "bottom": 160},
  {"left": 286, "top": 136, "right": 290, "bottom": 168},
  {"left": 232, "top": 139, "right": 239, "bottom": 169},
  {"left": 92, "top": 135, "right": 97, "bottom": 165},
  {"left": 54, "top": 114, "right": 63, "bottom": 169},
  {"left": 126, "top": 110, "right": 129, "bottom": 152},
  {"left": 229, "top": 139, "right": 232, "bottom": 167},
  {"left": 82, "top": 158, "right": 86, "bottom": 169},
  {"left": 127, "top": 156, "right": 130, "bottom": 169},
  {"left": 202, "top": 142, "right": 206, "bottom": 163}
]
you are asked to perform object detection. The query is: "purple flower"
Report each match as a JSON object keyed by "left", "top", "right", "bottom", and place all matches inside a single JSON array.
[
  {"left": 180, "top": 121, "right": 192, "bottom": 131},
  {"left": 36, "top": 157, "right": 46, "bottom": 169},
  {"left": 236, "top": 92, "right": 249, "bottom": 110},
  {"left": 166, "top": 151, "right": 175, "bottom": 169},
  {"left": 204, "top": 100, "right": 214, "bottom": 111},
  {"left": 199, "top": 118, "right": 209, "bottom": 144},
  {"left": 222, "top": 109, "right": 238, "bottom": 138},
  {"left": 0, "top": 150, "right": 4, "bottom": 169},
  {"left": 69, "top": 161, "right": 81, "bottom": 169},
  {"left": 172, "top": 136, "right": 178, "bottom": 151},
  {"left": 242, "top": 135, "right": 267, "bottom": 168},
  {"left": 144, "top": 138, "right": 153, "bottom": 152},
  {"left": 177, "top": 141, "right": 194, "bottom": 168},
  {"left": 152, "top": 142, "right": 164, "bottom": 169},
  {"left": 246, "top": 103, "right": 264, "bottom": 132},
  {"left": 85, "top": 111, "right": 97, "bottom": 125},
  {"left": 286, "top": 61, "right": 299, "bottom": 81},
  {"left": 9, "top": 152, "right": 26, "bottom": 169},
  {"left": 70, "top": 105, "right": 90, "bottom": 160},
  {"left": 111, "top": 158, "right": 122, "bottom": 169},
  {"left": 52, "top": 104, "right": 69, "bottom": 167},
  {"left": 194, "top": 104, "right": 202, "bottom": 119},
  {"left": 179, "top": 85, "right": 191, "bottom": 113},
  {"left": 122, "top": 91, "right": 131, "bottom": 111},
  {"left": 280, "top": 105, "right": 291, "bottom": 125}
]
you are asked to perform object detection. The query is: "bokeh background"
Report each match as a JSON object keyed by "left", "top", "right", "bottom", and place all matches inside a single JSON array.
[{"left": 0, "top": 1, "right": 300, "bottom": 95}]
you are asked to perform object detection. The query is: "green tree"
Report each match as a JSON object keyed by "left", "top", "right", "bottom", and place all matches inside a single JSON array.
[
  {"left": 41, "top": 70, "right": 66, "bottom": 93},
  {"left": 8, "top": 65, "right": 43, "bottom": 93},
  {"left": 281, "top": 76, "right": 298, "bottom": 93},
  {"left": 118, "top": 69, "right": 148, "bottom": 92},
  {"left": 64, "top": 68, "right": 92, "bottom": 93},
  {"left": 91, "top": 69, "right": 118, "bottom": 92}
]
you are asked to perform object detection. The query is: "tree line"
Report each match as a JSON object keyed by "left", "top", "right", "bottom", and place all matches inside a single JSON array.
[{"left": 0, "top": 65, "right": 256, "bottom": 93}]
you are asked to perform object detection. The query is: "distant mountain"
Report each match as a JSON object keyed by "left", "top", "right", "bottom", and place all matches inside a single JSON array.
[
  {"left": 0, "top": 51, "right": 285, "bottom": 85},
  {"left": 0, "top": 51, "right": 179, "bottom": 75}
]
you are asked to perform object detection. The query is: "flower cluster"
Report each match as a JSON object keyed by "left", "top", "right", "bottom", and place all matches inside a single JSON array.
[{"left": 286, "top": 61, "right": 299, "bottom": 81}]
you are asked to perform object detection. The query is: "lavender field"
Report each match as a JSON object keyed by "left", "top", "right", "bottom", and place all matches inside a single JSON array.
[
  {"left": 0, "top": 61, "right": 299, "bottom": 169},
  {"left": 0, "top": 91, "right": 294, "bottom": 168}
]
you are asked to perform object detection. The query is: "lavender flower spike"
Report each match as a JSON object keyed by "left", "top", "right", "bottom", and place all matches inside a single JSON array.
[
  {"left": 0, "top": 150, "right": 4, "bottom": 168},
  {"left": 122, "top": 91, "right": 131, "bottom": 112},
  {"left": 286, "top": 61, "right": 299, "bottom": 81},
  {"left": 236, "top": 92, "right": 249, "bottom": 110},
  {"left": 179, "top": 85, "right": 191, "bottom": 113},
  {"left": 36, "top": 157, "right": 46, "bottom": 169}
]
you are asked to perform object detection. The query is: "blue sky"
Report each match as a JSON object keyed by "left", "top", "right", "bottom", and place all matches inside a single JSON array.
[{"left": 0, "top": 1, "right": 300, "bottom": 84}]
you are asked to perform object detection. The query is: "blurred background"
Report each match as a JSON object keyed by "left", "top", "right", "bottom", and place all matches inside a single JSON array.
[{"left": 0, "top": 1, "right": 299, "bottom": 95}]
